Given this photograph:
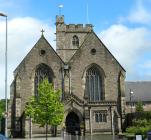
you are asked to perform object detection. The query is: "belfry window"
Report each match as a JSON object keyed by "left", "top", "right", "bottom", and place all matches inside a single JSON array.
[
  {"left": 34, "top": 64, "right": 52, "bottom": 97},
  {"left": 86, "top": 66, "right": 104, "bottom": 102},
  {"left": 72, "top": 35, "right": 79, "bottom": 47}
]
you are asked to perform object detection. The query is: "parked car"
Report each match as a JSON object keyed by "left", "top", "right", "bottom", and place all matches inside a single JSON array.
[{"left": 0, "top": 134, "right": 9, "bottom": 140}]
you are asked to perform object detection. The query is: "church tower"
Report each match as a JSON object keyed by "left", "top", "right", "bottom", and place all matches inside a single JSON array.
[{"left": 56, "top": 15, "right": 93, "bottom": 62}]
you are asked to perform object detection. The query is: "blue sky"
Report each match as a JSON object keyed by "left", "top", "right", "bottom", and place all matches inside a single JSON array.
[{"left": 0, "top": 0, "right": 151, "bottom": 99}]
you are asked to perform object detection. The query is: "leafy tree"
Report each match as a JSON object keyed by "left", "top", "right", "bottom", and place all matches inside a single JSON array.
[
  {"left": 25, "top": 79, "right": 64, "bottom": 140},
  {"left": 135, "top": 101, "right": 144, "bottom": 112},
  {"left": 0, "top": 100, "right": 5, "bottom": 132},
  {"left": 0, "top": 99, "right": 5, "bottom": 119}
]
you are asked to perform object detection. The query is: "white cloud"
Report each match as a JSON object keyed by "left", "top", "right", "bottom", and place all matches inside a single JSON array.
[
  {"left": 99, "top": 24, "right": 151, "bottom": 80},
  {"left": 115, "top": 0, "right": 151, "bottom": 80},
  {"left": 0, "top": 17, "right": 55, "bottom": 99},
  {"left": 0, "top": 0, "right": 25, "bottom": 18},
  {"left": 128, "top": 2, "right": 151, "bottom": 24},
  {"left": 119, "top": 0, "right": 151, "bottom": 25}
]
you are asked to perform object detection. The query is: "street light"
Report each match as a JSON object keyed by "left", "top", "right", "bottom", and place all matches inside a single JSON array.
[
  {"left": 0, "top": 12, "right": 8, "bottom": 137},
  {"left": 130, "top": 89, "right": 134, "bottom": 114}
]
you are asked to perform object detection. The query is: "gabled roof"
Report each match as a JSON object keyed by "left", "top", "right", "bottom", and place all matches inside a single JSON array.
[
  {"left": 68, "top": 31, "right": 125, "bottom": 72},
  {"left": 125, "top": 81, "right": 151, "bottom": 101},
  {"left": 14, "top": 35, "right": 64, "bottom": 76},
  {"left": 93, "top": 31, "right": 126, "bottom": 72}
]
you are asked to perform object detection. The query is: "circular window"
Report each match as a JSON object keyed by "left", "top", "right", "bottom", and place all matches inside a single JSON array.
[
  {"left": 40, "top": 50, "right": 46, "bottom": 56},
  {"left": 91, "top": 48, "right": 96, "bottom": 55}
]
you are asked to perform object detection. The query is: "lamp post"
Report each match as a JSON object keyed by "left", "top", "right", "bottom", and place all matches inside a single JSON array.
[
  {"left": 130, "top": 89, "right": 134, "bottom": 114},
  {"left": 0, "top": 12, "right": 8, "bottom": 137}
]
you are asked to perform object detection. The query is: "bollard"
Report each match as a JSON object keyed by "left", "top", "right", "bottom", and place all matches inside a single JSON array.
[
  {"left": 75, "top": 131, "right": 79, "bottom": 140},
  {"left": 135, "top": 134, "right": 143, "bottom": 140}
]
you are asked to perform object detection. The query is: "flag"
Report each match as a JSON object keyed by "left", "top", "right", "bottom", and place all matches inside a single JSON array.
[{"left": 59, "top": 5, "right": 63, "bottom": 8}]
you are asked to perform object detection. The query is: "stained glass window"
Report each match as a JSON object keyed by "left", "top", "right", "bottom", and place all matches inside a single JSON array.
[
  {"left": 86, "top": 66, "right": 103, "bottom": 102},
  {"left": 34, "top": 64, "right": 52, "bottom": 97}
]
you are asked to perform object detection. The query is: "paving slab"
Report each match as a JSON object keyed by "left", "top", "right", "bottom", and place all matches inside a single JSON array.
[{"left": 10, "top": 134, "right": 128, "bottom": 140}]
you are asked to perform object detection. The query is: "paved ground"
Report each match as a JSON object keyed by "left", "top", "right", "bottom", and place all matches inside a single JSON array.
[{"left": 10, "top": 134, "right": 128, "bottom": 140}]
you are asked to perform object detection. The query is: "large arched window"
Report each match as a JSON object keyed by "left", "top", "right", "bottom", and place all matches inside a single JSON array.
[
  {"left": 72, "top": 35, "right": 79, "bottom": 47},
  {"left": 34, "top": 64, "right": 53, "bottom": 97},
  {"left": 86, "top": 66, "right": 104, "bottom": 102}
]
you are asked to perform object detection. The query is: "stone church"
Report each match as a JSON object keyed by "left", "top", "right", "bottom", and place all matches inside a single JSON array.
[{"left": 8, "top": 15, "right": 126, "bottom": 138}]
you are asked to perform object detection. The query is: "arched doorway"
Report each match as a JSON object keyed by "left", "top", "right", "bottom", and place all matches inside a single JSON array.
[{"left": 65, "top": 112, "right": 81, "bottom": 135}]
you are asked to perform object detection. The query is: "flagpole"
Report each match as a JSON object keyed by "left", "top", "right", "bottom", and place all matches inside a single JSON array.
[{"left": 58, "top": 5, "right": 63, "bottom": 15}]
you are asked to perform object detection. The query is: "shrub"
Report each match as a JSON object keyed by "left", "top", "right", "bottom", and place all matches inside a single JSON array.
[{"left": 126, "top": 119, "right": 151, "bottom": 137}]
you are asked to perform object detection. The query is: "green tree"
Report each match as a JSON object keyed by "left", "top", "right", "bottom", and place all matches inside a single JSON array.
[
  {"left": 135, "top": 101, "right": 144, "bottom": 112},
  {"left": 0, "top": 99, "right": 5, "bottom": 132},
  {"left": 25, "top": 79, "right": 64, "bottom": 140},
  {"left": 126, "top": 119, "right": 151, "bottom": 137},
  {"left": 0, "top": 99, "right": 5, "bottom": 119}
]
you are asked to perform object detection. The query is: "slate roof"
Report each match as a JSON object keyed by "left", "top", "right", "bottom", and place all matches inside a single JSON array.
[{"left": 125, "top": 81, "right": 151, "bottom": 102}]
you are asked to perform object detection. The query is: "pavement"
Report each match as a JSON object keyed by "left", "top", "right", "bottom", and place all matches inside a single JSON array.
[
  {"left": 10, "top": 134, "right": 128, "bottom": 140},
  {"left": 11, "top": 137, "right": 61, "bottom": 140}
]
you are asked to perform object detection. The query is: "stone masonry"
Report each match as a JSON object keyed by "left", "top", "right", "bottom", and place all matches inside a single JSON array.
[{"left": 8, "top": 15, "right": 126, "bottom": 138}]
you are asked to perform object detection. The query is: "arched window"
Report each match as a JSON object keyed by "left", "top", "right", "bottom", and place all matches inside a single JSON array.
[
  {"left": 86, "top": 66, "right": 104, "bottom": 102},
  {"left": 34, "top": 64, "right": 53, "bottom": 97},
  {"left": 72, "top": 35, "right": 79, "bottom": 47}
]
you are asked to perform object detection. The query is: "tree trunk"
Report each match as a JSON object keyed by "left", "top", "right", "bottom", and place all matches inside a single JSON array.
[
  {"left": 46, "top": 123, "right": 48, "bottom": 140},
  {"left": 52, "top": 125, "right": 57, "bottom": 137},
  {"left": 54, "top": 126, "right": 57, "bottom": 137}
]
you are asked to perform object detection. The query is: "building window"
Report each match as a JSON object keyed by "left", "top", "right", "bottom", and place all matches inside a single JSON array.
[
  {"left": 39, "top": 49, "right": 46, "bottom": 56},
  {"left": 15, "top": 120, "right": 21, "bottom": 131},
  {"left": 72, "top": 35, "right": 79, "bottom": 47},
  {"left": 34, "top": 64, "right": 53, "bottom": 97},
  {"left": 95, "top": 111, "right": 107, "bottom": 123},
  {"left": 86, "top": 66, "right": 104, "bottom": 102},
  {"left": 91, "top": 48, "right": 96, "bottom": 55}
]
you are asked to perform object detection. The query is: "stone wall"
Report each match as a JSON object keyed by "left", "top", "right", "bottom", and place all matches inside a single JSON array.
[
  {"left": 69, "top": 32, "right": 125, "bottom": 101},
  {"left": 9, "top": 15, "right": 126, "bottom": 137},
  {"left": 56, "top": 16, "right": 92, "bottom": 62}
]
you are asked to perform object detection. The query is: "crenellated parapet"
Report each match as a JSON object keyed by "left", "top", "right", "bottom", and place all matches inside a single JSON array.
[
  {"left": 66, "top": 24, "right": 93, "bottom": 32},
  {"left": 56, "top": 15, "right": 93, "bottom": 33}
]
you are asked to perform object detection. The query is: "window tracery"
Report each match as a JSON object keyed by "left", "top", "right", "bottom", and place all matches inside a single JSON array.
[
  {"left": 34, "top": 64, "right": 52, "bottom": 97},
  {"left": 86, "top": 66, "right": 104, "bottom": 101}
]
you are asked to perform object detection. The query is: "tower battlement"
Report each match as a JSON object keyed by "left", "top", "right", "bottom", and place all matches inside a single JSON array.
[
  {"left": 66, "top": 24, "right": 93, "bottom": 32},
  {"left": 56, "top": 15, "right": 93, "bottom": 62},
  {"left": 56, "top": 15, "right": 93, "bottom": 33}
]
